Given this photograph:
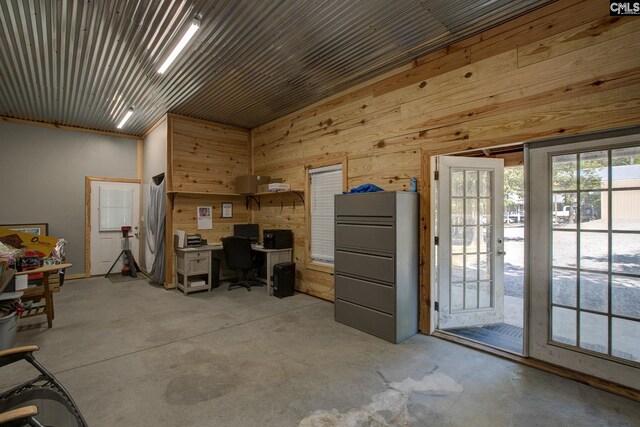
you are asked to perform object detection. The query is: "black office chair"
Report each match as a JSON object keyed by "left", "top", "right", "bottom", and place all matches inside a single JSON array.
[{"left": 221, "top": 236, "right": 263, "bottom": 291}]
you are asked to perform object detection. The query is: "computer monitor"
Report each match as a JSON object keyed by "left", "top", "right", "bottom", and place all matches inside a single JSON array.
[{"left": 233, "top": 224, "right": 259, "bottom": 243}]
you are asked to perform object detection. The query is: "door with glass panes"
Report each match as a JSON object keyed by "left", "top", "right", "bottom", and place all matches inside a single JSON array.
[
  {"left": 437, "top": 156, "right": 505, "bottom": 329},
  {"left": 529, "top": 134, "right": 640, "bottom": 390}
]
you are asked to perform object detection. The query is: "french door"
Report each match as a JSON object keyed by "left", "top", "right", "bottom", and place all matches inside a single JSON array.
[
  {"left": 437, "top": 156, "right": 505, "bottom": 329},
  {"left": 528, "top": 133, "right": 640, "bottom": 390}
]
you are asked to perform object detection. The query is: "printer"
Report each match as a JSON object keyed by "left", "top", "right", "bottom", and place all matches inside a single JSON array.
[{"left": 263, "top": 229, "right": 293, "bottom": 249}]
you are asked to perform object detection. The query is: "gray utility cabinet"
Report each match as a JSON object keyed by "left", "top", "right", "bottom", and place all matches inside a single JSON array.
[{"left": 334, "top": 191, "right": 419, "bottom": 343}]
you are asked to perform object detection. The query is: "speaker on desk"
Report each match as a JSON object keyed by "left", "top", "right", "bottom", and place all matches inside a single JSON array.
[{"left": 272, "top": 262, "right": 295, "bottom": 298}]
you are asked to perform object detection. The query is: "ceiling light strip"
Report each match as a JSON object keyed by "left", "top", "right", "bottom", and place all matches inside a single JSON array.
[
  {"left": 117, "top": 108, "right": 134, "bottom": 129},
  {"left": 158, "top": 19, "right": 200, "bottom": 74}
]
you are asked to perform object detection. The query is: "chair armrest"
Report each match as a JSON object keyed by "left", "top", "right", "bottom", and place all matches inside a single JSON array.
[
  {"left": 0, "top": 345, "right": 39, "bottom": 358},
  {"left": 0, "top": 345, "right": 39, "bottom": 369},
  {"left": 0, "top": 405, "right": 39, "bottom": 423}
]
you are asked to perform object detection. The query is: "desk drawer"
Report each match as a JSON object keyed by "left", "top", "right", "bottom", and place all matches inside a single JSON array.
[
  {"left": 335, "top": 223, "right": 395, "bottom": 252},
  {"left": 335, "top": 299, "right": 395, "bottom": 342},
  {"left": 335, "top": 250, "right": 394, "bottom": 284},
  {"left": 335, "top": 192, "right": 395, "bottom": 218},
  {"left": 187, "top": 257, "right": 209, "bottom": 274},
  {"left": 335, "top": 274, "right": 394, "bottom": 314}
]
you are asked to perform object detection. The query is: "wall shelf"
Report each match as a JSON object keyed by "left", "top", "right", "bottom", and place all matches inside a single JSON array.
[
  {"left": 167, "top": 191, "right": 242, "bottom": 196},
  {"left": 166, "top": 189, "right": 304, "bottom": 210},
  {"left": 167, "top": 190, "right": 243, "bottom": 203},
  {"left": 245, "top": 190, "right": 305, "bottom": 210}
]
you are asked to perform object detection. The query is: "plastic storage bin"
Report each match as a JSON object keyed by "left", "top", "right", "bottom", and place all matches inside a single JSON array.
[{"left": 0, "top": 312, "right": 18, "bottom": 350}]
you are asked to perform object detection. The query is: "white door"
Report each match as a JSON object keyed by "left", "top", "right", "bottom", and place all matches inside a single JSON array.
[
  {"left": 90, "top": 181, "right": 140, "bottom": 275},
  {"left": 437, "top": 156, "right": 505, "bottom": 329},
  {"left": 528, "top": 134, "right": 640, "bottom": 390}
]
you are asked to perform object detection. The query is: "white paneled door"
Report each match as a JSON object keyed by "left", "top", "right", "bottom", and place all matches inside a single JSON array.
[{"left": 90, "top": 180, "right": 140, "bottom": 276}]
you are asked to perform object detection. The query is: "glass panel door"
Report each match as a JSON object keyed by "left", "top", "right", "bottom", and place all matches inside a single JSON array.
[
  {"left": 437, "top": 156, "right": 504, "bottom": 329},
  {"left": 529, "top": 134, "right": 640, "bottom": 390}
]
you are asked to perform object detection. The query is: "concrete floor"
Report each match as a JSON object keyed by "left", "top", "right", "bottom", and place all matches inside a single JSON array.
[{"left": 2, "top": 277, "right": 639, "bottom": 426}]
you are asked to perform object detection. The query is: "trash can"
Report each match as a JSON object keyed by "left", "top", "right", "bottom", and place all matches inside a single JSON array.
[
  {"left": 210, "top": 257, "right": 221, "bottom": 288},
  {"left": 0, "top": 312, "right": 18, "bottom": 350},
  {"left": 272, "top": 262, "right": 295, "bottom": 298}
]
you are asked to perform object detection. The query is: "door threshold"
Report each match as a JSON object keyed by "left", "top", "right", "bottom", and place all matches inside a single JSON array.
[
  {"left": 435, "top": 329, "right": 524, "bottom": 357},
  {"left": 432, "top": 330, "right": 640, "bottom": 402}
]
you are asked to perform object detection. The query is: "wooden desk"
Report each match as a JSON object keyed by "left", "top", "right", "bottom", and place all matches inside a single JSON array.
[{"left": 15, "top": 263, "right": 72, "bottom": 328}]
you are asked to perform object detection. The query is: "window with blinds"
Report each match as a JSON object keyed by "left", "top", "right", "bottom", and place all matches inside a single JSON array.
[
  {"left": 99, "top": 187, "right": 133, "bottom": 231},
  {"left": 309, "top": 164, "right": 343, "bottom": 264}
]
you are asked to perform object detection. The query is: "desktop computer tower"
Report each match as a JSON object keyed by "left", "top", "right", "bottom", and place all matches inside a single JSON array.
[
  {"left": 263, "top": 229, "right": 293, "bottom": 249},
  {"left": 272, "top": 262, "right": 295, "bottom": 298}
]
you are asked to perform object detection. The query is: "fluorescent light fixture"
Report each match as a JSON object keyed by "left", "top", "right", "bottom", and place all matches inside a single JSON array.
[
  {"left": 158, "top": 19, "right": 200, "bottom": 74},
  {"left": 117, "top": 108, "right": 134, "bottom": 129}
]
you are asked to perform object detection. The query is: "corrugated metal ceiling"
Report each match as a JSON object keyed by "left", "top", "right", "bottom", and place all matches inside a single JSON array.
[{"left": 0, "top": 0, "right": 552, "bottom": 136}]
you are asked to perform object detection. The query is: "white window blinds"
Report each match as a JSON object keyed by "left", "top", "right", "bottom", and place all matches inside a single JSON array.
[
  {"left": 310, "top": 164, "right": 343, "bottom": 264},
  {"left": 100, "top": 187, "right": 133, "bottom": 231}
]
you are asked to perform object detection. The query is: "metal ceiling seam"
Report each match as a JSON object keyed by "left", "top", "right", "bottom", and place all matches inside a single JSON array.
[
  {"left": 83, "top": 3, "right": 115, "bottom": 127},
  {"left": 89, "top": 1, "right": 150, "bottom": 128},
  {"left": 25, "top": 0, "right": 46, "bottom": 120},
  {"left": 176, "top": 0, "right": 370, "bottom": 123},
  {"left": 0, "top": 3, "right": 27, "bottom": 118},
  {"left": 132, "top": 0, "right": 261, "bottom": 130},
  {"left": 84, "top": 2, "right": 134, "bottom": 127},
  {"left": 63, "top": 2, "right": 85, "bottom": 123},
  {"left": 163, "top": 1, "right": 304, "bottom": 120},
  {"left": 98, "top": 1, "right": 182, "bottom": 132},
  {"left": 107, "top": 0, "right": 208, "bottom": 133},
  {"left": 5, "top": 2, "right": 36, "bottom": 118}
]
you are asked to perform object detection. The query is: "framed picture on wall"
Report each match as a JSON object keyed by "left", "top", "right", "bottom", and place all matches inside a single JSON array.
[
  {"left": 221, "top": 202, "right": 233, "bottom": 218},
  {"left": 0, "top": 223, "right": 49, "bottom": 236}
]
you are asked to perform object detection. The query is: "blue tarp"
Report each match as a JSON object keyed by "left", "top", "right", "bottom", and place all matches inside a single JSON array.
[{"left": 344, "top": 183, "right": 384, "bottom": 194}]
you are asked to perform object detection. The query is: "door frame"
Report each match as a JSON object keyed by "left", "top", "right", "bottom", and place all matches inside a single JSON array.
[
  {"left": 421, "top": 129, "right": 640, "bottom": 399},
  {"left": 421, "top": 143, "right": 525, "bottom": 335},
  {"left": 84, "top": 176, "right": 141, "bottom": 277}
]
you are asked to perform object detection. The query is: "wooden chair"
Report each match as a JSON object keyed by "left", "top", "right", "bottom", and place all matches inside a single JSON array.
[{"left": 15, "top": 263, "right": 71, "bottom": 329}]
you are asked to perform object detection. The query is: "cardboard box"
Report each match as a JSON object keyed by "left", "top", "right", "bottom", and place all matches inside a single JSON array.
[
  {"left": 0, "top": 228, "right": 59, "bottom": 257},
  {"left": 257, "top": 183, "right": 291, "bottom": 193},
  {"left": 235, "top": 175, "right": 270, "bottom": 194}
]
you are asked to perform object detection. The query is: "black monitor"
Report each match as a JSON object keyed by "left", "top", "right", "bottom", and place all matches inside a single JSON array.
[{"left": 233, "top": 224, "right": 259, "bottom": 243}]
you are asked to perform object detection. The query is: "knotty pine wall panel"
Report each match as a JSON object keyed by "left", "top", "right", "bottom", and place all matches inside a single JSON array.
[
  {"left": 171, "top": 115, "right": 250, "bottom": 194},
  {"left": 165, "top": 115, "right": 251, "bottom": 287},
  {"left": 172, "top": 194, "right": 249, "bottom": 244},
  {"left": 251, "top": 0, "right": 640, "bottom": 316}
]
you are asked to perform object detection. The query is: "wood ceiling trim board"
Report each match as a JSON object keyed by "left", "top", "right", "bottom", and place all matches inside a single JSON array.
[{"left": 0, "top": 116, "right": 138, "bottom": 140}]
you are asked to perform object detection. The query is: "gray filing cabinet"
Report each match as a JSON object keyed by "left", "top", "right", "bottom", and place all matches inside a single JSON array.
[{"left": 334, "top": 191, "right": 419, "bottom": 343}]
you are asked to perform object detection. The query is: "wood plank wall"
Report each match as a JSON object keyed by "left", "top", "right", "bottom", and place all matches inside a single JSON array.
[
  {"left": 165, "top": 114, "right": 251, "bottom": 287},
  {"left": 170, "top": 114, "right": 250, "bottom": 194},
  {"left": 251, "top": 0, "right": 640, "bottom": 330}
]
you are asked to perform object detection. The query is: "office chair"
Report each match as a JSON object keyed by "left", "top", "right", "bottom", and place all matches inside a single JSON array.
[{"left": 221, "top": 236, "right": 263, "bottom": 291}]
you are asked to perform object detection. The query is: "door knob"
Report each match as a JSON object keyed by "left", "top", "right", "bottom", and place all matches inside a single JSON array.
[{"left": 497, "top": 250, "right": 507, "bottom": 256}]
